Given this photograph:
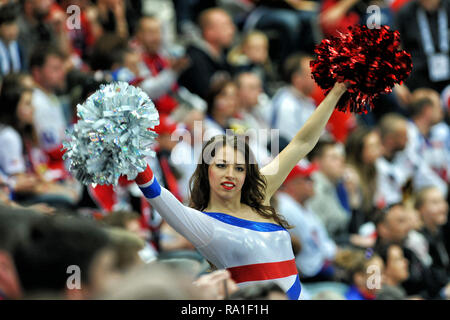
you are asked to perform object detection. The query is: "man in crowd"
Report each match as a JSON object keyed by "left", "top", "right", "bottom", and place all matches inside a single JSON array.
[
  {"left": 178, "top": 7, "right": 236, "bottom": 99},
  {"left": 278, "top": 161, "right": 337, "bottom": 280},
  {"left": 375, "top": 113, "right": 447, "bottom": 208},
  {"left": 270, "top": 53, "right": 318, "bottom": 150}
]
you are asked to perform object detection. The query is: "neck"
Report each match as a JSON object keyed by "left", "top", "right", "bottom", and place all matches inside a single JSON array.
[
  {"left": 384, "top": 275, "right": 400, "bottom": 287},
  {"left": 206, "top": 41, "right": 222, "bottom": 58},
  {"left": 35, "top": 82, "right": 53, "bottom": 95},
  {"left": 424, "top": 221, "right": 439, "bottom": 234},
  {"left": 414, "top": 118, "right": 431, "bottom": 137},
  {"left": 211, "top": 112, "right": 228, "bottom": 128},
  {"left": 286, "top": 190, "right": 307, "bottom": 206},
  {"left": 382, "top": 148, "right": 395, "bottom": 161},
  {"left": 206, "top": 193, "right": 243, "bottom": 214}
]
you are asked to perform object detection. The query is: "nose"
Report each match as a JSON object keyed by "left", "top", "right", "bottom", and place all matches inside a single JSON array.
[{"left": 225, "top": 165, "right": 235, "bottom": 179}]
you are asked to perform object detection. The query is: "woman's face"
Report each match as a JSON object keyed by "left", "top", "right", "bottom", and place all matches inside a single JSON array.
[
  {"left": 208, "top": 145, "right": 247, "bottom": 202},
  {"left": 386, "top": 245, "right": 409, "bottom": 284},
  {"left": 362, "top": 131, "right": 382, "bottom": 165},
  {"left": 213, "top": 83, "right": 238, "bottom": 119},
  {"left": 242, "top": 35, "right": 268, "bottom": 64},
  {"left": 16, "top": 91, "right": 34, "bottom": 126}
]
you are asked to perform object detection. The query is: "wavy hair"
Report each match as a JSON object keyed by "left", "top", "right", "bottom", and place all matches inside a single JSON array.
[{"left": 189, "top": 135, "right": 291, "bottom": 229}]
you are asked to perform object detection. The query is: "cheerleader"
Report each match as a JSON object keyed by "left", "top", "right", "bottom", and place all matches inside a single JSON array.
[{"left": 133, "top": 82, "right": 347, "bottom": 299}]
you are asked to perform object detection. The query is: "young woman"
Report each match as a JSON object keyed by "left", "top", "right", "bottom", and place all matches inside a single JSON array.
[{"left": 135, "top": 82, "right": 347, "bottom": 299}]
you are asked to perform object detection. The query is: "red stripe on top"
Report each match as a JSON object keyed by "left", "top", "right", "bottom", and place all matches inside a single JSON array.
[
  {"left": 135, "top": 164, "right": 154, "bottom": 185},
  {"left": 227, "top": 259, "right": 298, "bottom": 284}
]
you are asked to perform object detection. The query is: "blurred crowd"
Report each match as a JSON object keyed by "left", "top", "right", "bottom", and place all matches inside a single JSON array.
[{"left": 0, "top": 0, "right": 449, "bottom": 300}]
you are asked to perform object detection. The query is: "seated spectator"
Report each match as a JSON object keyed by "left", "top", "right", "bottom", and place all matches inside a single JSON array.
[
  {"left": 344, "top": 127, "right": 382, "bottom": 239},
  {"left": 105, "top": 227, "right": 146, "bottom": 273},
  {"left": 228, "top": 282, "right": 287, "bottom": 300},
  {"left": 234, "top": 71, "right": 272, "bottom": 135},
  {"left": 374, "top": 203, "right": 448, "bottom": 299},
  {"left": 0, "top": 205, "right": 43, "bottom": 300},
  {"left": 57, "top": 0, "right": 98, "bottom": 64},
  {"left": 415, "top": 186, "right": 450, "bottom": 299},
  {"left": 203, "top": 78, "right": 238, "bottom": 140},
  {"left": 243, "top": 0, "right": 320, "bottom": 63},
  {"left": 375, "top": 113, "right": 447, "bottom": 207},
  {"left": 277, "top": 162, "right": 338, "bottom": 280},
  {"left": 29, "top": 45, "right": 69, "bottom": 160},
  {"left": 406, "top": 88, "right": 449, "bottom": 183},
  {"left": 178, "top": 7, "right": 236, "bottom": 99},
  {"left": 306, "top": 140, "right": 351, "bottom": 245},
  {"left": 0, "top": 81, "right": 79, "bottom": 207},
  {"left": 0, "top": 207, "right": 119, "bottom": 300},
  {"left": 0, "top": 3, "right": 25, "bottom": 76},
  {"left": 334, "top": 248, "right": 384, "bottom": 300},
  {"left": 130, "top": 15, "right": 190, "bottom": 115},
  {"left": 319, "top": 0, "right": 362, "bottom": 37},
  {"left": 395, "top": 0, "right": 450, "bottom": 93},
  {"left": 95, "top": 0, "right": 141, "bottom": 39},
  {"left": 227, "top": 31, "right": 276, "bottom": 90},
  {"left": 270, "top": 53, "right": 319, "bottom": 151},
  {"left": 375, "top": 243, "right": 410, "bottom": 300},
  {"left": 170, "top": 109, "right": 206, "bottom": 201},
  {"left": 99, "top": 261, "right": 206, "bottom": 299}
]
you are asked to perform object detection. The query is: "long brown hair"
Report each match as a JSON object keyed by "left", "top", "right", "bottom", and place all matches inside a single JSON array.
[
  {"left": 189, "top": 135, "right": 291, "bottom": 229},
  {"left": 345, "top": 127, "right": 377, "bottom": 215}
]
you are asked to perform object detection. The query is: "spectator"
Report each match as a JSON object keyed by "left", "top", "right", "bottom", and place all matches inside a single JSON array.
[
  {"left": 29, "top": 45, "right": 68, "bottom": 157},
  {"left": 277, "top": 162, "right": 338, "bottom": 280},
  {"left": 0, "top": 81, "right": 79, "bottom": 207},
  {"left": 270, "top": 53, "right": 319, "bottom": 151},
  {"left": 178, "top": 7, "right": 236, "bottom": 99},
  {"left": 374, "top": 203, "right": 447, "bottom": 298},
  {"left": 375, "top": 243, "right": 410, "bottom": 300},
  {"left": 58, "top": 0, "right": 98, "bottom": 63},
  {"left": 307, "top": 140, "right": 351, "bottom": 244},
  {"left": 17, "top": 0, "right": 71, "bottom": 67},
  {"left": 406, "top": 88, "right": 449, "bottom": 183},
  {"left": 375, "top": 113, "right": 447, "bottom": 208},
  {"left": 13, "top": 213, "right": 119, "bottom": 299},
  {"left": 203, "top": 78, "right": 238, "bottom": 141},
  {"left": 0, "top": 3, "right": 25, "bottom": 76},
  {"left": 235, "top": 71, "right": 272, "bottom": 134},
  {"left": 170, "top": 109, "right": 206, "bottom": 200},
  {"left": 95, "top": 0, "right": 141, "bottom": 39},
  {"left": 334, "top": 248, "right": 384, "bottom": 300},
  {"left": 132, "top": 15, "right": 190, "bottom": 116},
  {"left": 319, "top": 0, "right": 362, "bottom": 37},
  {"left": 395, "top": 0, "right": 450, "bottom": 93},
  {"left": 415, "top": 186, "right": 450, "bottom": 299},
  {"left": 0, "top": 206, "right": 43, "bottom": 300},
  {"left": 344, "top": 127, "right": 383, "bottom": 234},
  {"left": 227, "top": 31, "right": 276, "bottom": 90},
  {"left": 243, "top": 0, "right": 320, "bottom": 64},
  {"left": 99, "top": 261, "right": 205, "bottom": 299},
  {"left": 106, "top": 227, "right": 146, "bottom": 273}
]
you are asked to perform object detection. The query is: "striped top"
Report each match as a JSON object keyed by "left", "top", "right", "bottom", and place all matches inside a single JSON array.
[{"left": 137, "top": 170, "right": 301, "bottom": 300}]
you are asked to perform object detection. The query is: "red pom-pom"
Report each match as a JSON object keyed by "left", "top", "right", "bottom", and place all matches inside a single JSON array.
[{"left": 310, "top": 25, "right": 412, "bottom": 114}]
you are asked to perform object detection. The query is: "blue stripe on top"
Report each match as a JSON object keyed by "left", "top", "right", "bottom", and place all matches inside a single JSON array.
[
  {"left": 286, "top": 274, "right": 302, "bottom": 300},
  {"left": 139, "top": 177, "right": 162, "bottom": 199},
  {"left": 202, "top": 211, "right": 286, "bottom": 232}
]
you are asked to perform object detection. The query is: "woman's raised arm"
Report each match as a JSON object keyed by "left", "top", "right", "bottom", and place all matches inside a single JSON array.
[{"left": 260, "top": 82, "right": 347, "bottom": 203}]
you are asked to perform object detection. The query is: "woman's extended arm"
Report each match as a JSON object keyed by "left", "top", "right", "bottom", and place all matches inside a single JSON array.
[
  {"left": 260, "top": 82, "right": 347, "bottom": 203},
  {"left": 136, "top": 165, "right": 214, "bottom": 247}
]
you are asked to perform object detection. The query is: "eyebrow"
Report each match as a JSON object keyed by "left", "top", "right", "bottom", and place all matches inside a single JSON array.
[{"left": 215, "top": 159, "right": 245, "bottom": 165}]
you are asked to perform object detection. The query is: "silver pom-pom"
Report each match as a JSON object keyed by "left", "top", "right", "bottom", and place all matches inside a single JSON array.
[{"left": 62, "top": 82, "right": 159, "bottom": 185}]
